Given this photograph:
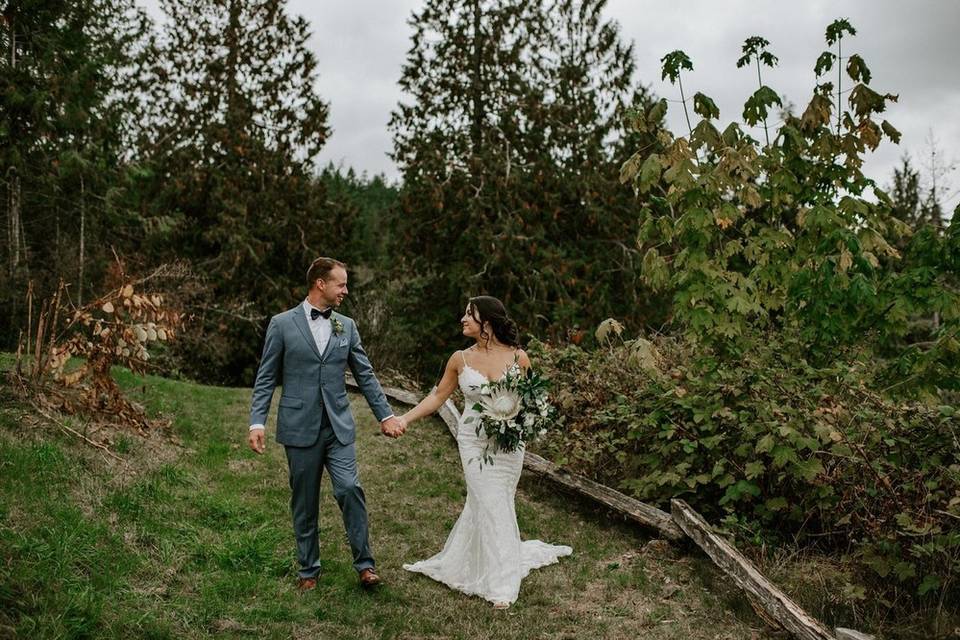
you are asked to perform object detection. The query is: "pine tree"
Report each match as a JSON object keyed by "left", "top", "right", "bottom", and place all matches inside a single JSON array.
[
  {"left": 540, "top": 0, "right": 639, "bottom": 170},
  {"left": 527, "top": 0, "right": 656, "bottom": 329},
  {"left": 390, "top": 0, "right": 658, "bottom": 374},
  {"left": 890, "top": 148, "right": 953, "bottom": 235},
  {"left": 891, "top": 155, "right": 923, "bottom": 231},
  {"left": 135, "top": 0, "right": 335, "bottom": 383},
  {"left": 0, "top": 0, "right": 150, "bottom": 342},
  {"left": 918, "top": 135, "right": 953, "bottom": 231}
]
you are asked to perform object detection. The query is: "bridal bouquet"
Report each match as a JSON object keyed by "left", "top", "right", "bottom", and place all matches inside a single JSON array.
[{"left": 464, "top": 365, "right": 557, "bottom": 465}]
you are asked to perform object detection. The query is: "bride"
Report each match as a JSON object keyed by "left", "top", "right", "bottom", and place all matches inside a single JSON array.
[{"left": 397, "top": 296, "right": 572, "bottom": 609}]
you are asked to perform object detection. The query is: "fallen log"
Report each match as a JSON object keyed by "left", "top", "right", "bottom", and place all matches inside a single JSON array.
[
  {"left": 522, "top": 451, "right": 684, "bottom": 541},
  {"left": 435, "top": 398, "right": 460, "bottom": 439},
  {"left": 671, "top": 499, "right": 835, "bottom": 640}
]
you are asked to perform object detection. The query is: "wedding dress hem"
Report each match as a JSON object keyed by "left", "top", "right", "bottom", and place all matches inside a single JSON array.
[{"left": 402, "top": 541, "right": 573, "bottom": 604}]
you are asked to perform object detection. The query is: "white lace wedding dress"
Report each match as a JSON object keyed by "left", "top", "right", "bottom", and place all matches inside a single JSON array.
[{"left": 403, "top": 359, "right": 572, "bottom": 605}]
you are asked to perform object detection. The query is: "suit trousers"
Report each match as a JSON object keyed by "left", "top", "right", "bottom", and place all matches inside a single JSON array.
[{"left": 284, "top": 410, "right": 374, "bottom": 578}]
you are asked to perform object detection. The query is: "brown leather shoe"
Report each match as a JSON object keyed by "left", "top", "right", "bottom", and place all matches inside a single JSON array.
[
  {"left": 358, "top": 568, "right": 382, "bottom": 588},
  {"left": 297, "top": 577, "right": 318, "bottom": 592}
]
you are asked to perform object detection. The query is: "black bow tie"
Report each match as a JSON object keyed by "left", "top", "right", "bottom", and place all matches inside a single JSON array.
[{"left": 310, "top": 307, "right": 332, "bottom": 321}]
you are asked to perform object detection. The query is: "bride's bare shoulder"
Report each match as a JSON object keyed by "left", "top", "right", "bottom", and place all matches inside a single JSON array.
[
  {"left": 516, "top": 348, "right": 531, "bottom": 368},
  {"left": 447, "top": 349, "right": 467, "bottom": 371}
]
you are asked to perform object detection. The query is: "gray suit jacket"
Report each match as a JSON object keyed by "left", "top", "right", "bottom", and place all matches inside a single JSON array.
[{"left": 249, "top": 305, "right": 393, "bottom": 446}]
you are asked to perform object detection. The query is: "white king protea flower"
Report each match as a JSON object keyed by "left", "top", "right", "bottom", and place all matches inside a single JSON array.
[{"left": 480, "top": 389, "right": 522, "bottom": 422}]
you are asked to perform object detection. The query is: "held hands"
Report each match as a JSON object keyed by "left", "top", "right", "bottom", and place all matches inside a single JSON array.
[{"left": 381, "top": 415, "right": 407, "bottom": 438}]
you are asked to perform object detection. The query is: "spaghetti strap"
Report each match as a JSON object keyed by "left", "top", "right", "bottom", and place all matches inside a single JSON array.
[{"left": 460, "top": 350, "right": 468, "bottom": 367}]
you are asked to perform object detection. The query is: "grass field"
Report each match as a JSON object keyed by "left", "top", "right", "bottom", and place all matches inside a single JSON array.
[{"left": 0, "top": 361, "right": 773, "bottom": 639}]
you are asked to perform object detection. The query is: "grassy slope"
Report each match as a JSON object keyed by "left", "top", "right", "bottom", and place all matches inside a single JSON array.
[{"left": 0, "top": 361, "right": 767, "bottom": 639}]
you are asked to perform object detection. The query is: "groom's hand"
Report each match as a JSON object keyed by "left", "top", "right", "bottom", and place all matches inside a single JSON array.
[
  {"left": 248, "top": 428, "right": 266, "bottom": 454},
  {"left": 380, "top": 416, "right": 405, "bottom": 438}
]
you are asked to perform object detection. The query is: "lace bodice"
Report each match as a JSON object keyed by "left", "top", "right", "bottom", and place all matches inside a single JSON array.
[{"left": 458, "top": 361, "right": 520, "bottom": 405}]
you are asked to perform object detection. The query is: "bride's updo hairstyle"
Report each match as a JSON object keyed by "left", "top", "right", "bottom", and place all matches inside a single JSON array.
[{"left": 468, "top": 296, "right": 521, "bottom": 348}]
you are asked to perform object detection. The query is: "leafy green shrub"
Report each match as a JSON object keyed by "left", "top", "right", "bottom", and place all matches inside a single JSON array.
[{"left": 531, "top": 332, "right": 959, "bottom": 603}]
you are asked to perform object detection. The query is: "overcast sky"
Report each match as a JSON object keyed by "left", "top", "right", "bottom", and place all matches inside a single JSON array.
[{"left": 145, "top": 0, "right": 960, "bottom": 214}]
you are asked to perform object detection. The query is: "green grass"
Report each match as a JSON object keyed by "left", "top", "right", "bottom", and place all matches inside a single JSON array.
[{"left": 0, "top": 363, "right": 770, "bottom": 639}]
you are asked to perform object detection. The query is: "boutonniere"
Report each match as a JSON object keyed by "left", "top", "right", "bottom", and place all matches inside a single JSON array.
[{"left": 332, "top": 317, "right": 344, "bottom": 336}]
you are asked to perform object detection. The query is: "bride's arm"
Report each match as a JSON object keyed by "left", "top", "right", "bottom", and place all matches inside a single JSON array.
[{"left": 400, "top": 352, "right": 462, "bottom": 427}]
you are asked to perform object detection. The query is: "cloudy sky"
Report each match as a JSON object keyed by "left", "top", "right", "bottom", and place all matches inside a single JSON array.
[{"left": 147, "top": 0, "right": 960, "bottom": 213}]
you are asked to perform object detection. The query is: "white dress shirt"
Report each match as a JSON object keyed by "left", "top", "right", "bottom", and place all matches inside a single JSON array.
[
  {"left": 303, "top": 299, "right": 333, "bottom": 356},
  {"left": 249, "top": 299, "right": 393, "bottom": 430}
]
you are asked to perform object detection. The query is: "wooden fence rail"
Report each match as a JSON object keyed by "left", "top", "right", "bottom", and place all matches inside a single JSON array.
[{"left": 671, "top": 499, "right": 835, "bottom": 640}]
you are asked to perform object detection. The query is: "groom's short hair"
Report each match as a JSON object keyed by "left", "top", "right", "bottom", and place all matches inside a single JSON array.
[{"left": 307, "top": 257, "right": 346, "bottom": 288}]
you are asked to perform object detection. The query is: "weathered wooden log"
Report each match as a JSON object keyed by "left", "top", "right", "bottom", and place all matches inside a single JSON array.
[
  {"left": 522, "top": 451, "right": 684, "bottom": 541},
  {"left": 671, "top": 499, "right": 835, "bottom": 640},
  {"left": 436, "top": 398, "right": 460, "bottom": 439},
  {"left": 834, "top": 629, "right": 874, "bottom": 640}
]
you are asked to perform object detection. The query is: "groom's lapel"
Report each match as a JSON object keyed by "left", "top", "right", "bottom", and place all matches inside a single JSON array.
[
  {"left": 319, "top": 312, "right": 341, "bottom": 362},
  {"left": 292, "top": 305, "right": 323, "bottom": 361}
]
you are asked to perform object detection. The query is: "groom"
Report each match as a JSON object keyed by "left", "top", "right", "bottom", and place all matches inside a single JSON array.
[{"left": 248, "top": 256, "right": 405, "bottom": 592}]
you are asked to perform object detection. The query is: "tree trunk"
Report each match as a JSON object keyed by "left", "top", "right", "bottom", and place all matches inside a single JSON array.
[
  {"left": 8, "top": 20, "right": 21, "bottom": 276},
  {"left": 8, "top": 175, "right": 20, "bottom": 275},
  {"left": 225, "top": 0, "right": 241, "bottom": 130},
  {"left": 469, "top": 0, "right": 483, "bottom": 157},
  {"left": 78, "top": 175, "right": 86, "bottom": 306}
]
